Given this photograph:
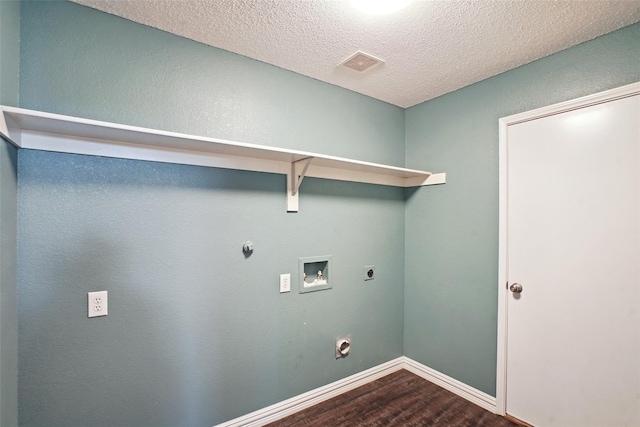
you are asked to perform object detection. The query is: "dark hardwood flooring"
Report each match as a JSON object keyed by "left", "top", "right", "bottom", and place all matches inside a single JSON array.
[{"left": 266, "top": 369, "right": 518, "bottom": 427}]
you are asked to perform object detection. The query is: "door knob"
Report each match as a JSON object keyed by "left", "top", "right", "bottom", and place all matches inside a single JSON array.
[{"left": 510, "top": 282, "right": 523, "bottom": 294}]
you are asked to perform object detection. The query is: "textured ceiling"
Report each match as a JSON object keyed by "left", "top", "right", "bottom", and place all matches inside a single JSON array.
[{"left": 72, "top": 0, "right": 640, "bottom": 108}]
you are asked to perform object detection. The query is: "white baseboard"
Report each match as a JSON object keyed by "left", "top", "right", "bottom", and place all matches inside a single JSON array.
[
  {"left": 215, "top": 356, "right": 497, "bottom": 426},
  {"left": 402, "top": 356, "right": 497, "bottom": 413},
  {"left": 215, "top": 357, "right": 405, "bottom": 427}
]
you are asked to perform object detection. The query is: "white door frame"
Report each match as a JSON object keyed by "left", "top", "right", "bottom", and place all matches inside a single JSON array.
[{"left": 496, "top": 81, "right": 640, "bottom": 416}]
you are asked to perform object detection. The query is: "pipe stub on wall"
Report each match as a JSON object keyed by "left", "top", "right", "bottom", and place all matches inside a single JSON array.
[{"left": 242, "top": 241, "right": 254, "bottom": 256}]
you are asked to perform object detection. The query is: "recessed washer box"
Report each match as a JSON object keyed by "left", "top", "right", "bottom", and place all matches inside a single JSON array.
[{"left": 298, "top": 255, "right": 332, "bottom": 294}]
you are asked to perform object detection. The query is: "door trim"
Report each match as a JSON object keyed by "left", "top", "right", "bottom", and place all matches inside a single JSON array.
[{"left": 496, "top": 81, "right": 640, "bottom": 416}]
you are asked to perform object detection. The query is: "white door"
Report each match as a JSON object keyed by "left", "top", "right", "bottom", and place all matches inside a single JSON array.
[{"left": 505, "top": 95, "right": 640, "bottom": 426}]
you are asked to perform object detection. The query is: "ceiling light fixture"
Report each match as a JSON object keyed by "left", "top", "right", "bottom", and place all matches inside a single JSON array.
[{"left": 351, "top": 0, "right": 413, "bottom": 15}]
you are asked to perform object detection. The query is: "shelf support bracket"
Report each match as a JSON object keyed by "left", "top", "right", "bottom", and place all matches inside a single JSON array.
[
  {"left": 287, "top": 157, "right": 313, "bottom": 212},
  {"left": 292, "top": 157, "right": 312, "bottom": 196},
  {"left": 0, "top": 110, "right": 20, "bottom": 147}
]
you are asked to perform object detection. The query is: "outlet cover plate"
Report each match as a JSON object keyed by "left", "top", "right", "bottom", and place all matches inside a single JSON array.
[
  {"left": 88, "top": 291, "right": 108, "bottom": 318},
  {"left": 280, "top": 273, "right": 291, "bottom": 293},
  {"left": 364, "top": 265, "right": 375, "bottom": 281}
]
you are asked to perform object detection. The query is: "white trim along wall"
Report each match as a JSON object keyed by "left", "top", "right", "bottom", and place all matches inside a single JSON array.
[{"left": 215, "top": 357, "right": 497, "bottom": 427}]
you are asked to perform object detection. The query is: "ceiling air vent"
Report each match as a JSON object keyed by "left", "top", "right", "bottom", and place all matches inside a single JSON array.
[{"left": 339, "top": 51, "right": 384, "bottom": 72}]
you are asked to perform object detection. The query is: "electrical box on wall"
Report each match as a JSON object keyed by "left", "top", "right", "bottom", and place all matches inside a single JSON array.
[
  {"left": 298, "top": 255, "right": 332, "bottom": 293},
  {"left": 364, "top": 265, "right": 375, "bottom": 281},
  {"left": 87, "top": 291, "right": 108, "bottom": 318}
]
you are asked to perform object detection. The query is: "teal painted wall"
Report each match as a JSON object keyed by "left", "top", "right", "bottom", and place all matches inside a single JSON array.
[
  {"left": 0, "top": 0, "right": 20, "bottom": 107},
  {"left": 18, "top": 153, "right": 405, "bottom": 427},
  {"left": 0, "top": 1, "right": 20, "bottom": 426},
  {"left": 404, "top": 22, "right": 640, "bottom": 396},
  {"left": 18, "top": 2, "right": 405, "bottom": 426},
  {"left": 0, "top": 140, "right": 18, "bottom": 427}
]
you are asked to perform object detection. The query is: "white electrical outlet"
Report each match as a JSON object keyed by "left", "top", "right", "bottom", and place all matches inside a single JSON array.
[
  {"left": 88, "top": 291, "right": 108, "bottom": 318},
  {"left": 279, "top": 274, "right": 291, "bottom": 293}
]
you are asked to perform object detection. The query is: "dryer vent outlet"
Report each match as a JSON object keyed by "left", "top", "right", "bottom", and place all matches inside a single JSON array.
[{"left": 336, "top": 336, "right": 351, "bottom": 358}]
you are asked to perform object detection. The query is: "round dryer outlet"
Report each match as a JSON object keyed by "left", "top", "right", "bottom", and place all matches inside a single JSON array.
[{"left": 364, "top": 265, "right": 375, "bottom": 281}]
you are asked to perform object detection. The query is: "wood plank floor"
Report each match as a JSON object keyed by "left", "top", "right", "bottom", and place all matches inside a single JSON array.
[{"left": 266, "top": 369, "right": 518, "bottom": 427}]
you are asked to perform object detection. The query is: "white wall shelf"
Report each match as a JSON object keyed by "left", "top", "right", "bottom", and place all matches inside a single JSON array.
[{"left": 0, "top": 106, "right": 445, "bottom": 211}]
